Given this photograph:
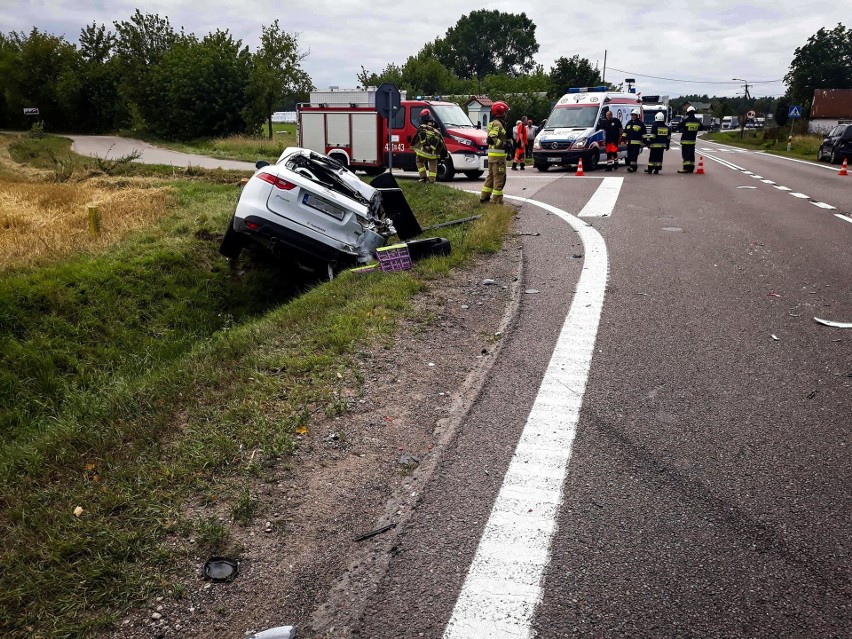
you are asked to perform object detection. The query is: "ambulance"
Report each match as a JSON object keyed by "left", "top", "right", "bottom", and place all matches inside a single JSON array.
[
  {"left": 298, "top": 88, "right": 488, "bottom": 181},
  {"left": 532, "top": 86, "right": 643, "bottom": 171}
]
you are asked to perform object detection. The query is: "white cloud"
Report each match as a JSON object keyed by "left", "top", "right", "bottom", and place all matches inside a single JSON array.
[{"left": 2, "top": 0, "right": 848, "bottom": 98}]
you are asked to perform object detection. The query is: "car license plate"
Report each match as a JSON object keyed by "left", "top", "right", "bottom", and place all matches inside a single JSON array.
[{"left": 548, "top": 156, "right": 561, "bottom": 163}]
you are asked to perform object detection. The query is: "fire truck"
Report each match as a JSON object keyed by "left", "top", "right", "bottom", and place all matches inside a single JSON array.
[{"left": 297, "top": 88, "right": 488, "bottom": 181}]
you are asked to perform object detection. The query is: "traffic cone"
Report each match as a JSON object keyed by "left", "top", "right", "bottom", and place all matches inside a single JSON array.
[
  {"left": 576, "top": 158, "right": 585, "bottom": 176},
  {"left": 839, "top": 157, "right": 848, "bottom": 176},
  {"left": 696, "top": 156, "right": 705, "bottom": 175}
]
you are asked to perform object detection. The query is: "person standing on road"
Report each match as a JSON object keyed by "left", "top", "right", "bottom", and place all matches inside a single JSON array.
[
  {"left": 622, "top": 108, "right": 645, "bottom": 173},
  {"left": 677, "top": 106, "right": 704, "bottom": 173},
  {"left": 480, "top": 101, "right": 509, "bottom": 205},
  {"left": 512, "top": 115, "right": 528, "bottom": 170},
  {"left": 411, "top": 109, "right": 446, "bottom": 183},
  {"left": 598, "top": 109, "right": 623, "bottom": 171},
  {"left": 644, "top": 112, "right": 670, "bottom": 174}
]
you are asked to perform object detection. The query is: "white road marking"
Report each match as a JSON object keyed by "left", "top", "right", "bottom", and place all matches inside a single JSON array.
[
  {"left": 743, "top": 170, "right": 754, "bottom": 175},
  {"left": 445, "top": 194, "right": 609, "bottom": 639},
  {"left": 761, "top": 179, "right": 776, "bottom": 184},
  {"left": 774, "top": 185, "right": 792, "bottom": 191},
  {"left": 835, "top": 214, "right": 852, "bottom": 224},
  {"left": 790, "top": 192, "right": 810, "bottom": 199},
  {"left": 812, "top": 201, "right": 836, "bottom": 210},
  {"left": 750, "top": 174, "right": 764, "bottom": 179},
  {"left": 578, "top": 177, "right": 624, "bottom": 218}
]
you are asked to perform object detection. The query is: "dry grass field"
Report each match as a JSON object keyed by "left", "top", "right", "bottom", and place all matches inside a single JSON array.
[{"left": 0, "top": 178, "right": 172, "bottom": 270}]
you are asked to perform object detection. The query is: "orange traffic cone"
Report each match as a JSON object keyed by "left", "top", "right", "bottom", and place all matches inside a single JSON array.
[
  {"left": 576, "top": 158, "right": 585, "bottom": 176},
  {"left": 839, "top": 157, "right": 848, "bottom": 176},
  {"left": 696, "top": 156, "right": 705, "bottom": 175}
]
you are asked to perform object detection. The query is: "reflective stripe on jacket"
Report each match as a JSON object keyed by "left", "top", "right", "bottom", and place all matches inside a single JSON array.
[{"left": 487, "top": 118, "right": 507, "bottom": 158}]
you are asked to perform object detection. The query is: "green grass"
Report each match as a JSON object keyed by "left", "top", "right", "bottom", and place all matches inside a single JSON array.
[
  {"left": 703, "top": 129, "right": 823, "bottom": 161},
  {"left": 0, "top": 148, "right": 515, "bottom": 638},
  {"left": 146, "top": 123, "right": 298, "bottom": 163}
]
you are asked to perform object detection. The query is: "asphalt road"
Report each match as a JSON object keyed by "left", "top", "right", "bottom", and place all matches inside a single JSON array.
[
  {"left": 64, "top": 134, "right": 257, "bottom": 171},
  {"left": 354, "top": 138, "right": 852, "bottom": 638},
  {"left": 60, "top": 134, "right": 851, "bottom": 637}
]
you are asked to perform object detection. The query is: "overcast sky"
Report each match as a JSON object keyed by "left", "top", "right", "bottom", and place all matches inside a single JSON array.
[{"left": 1, "top": 1, "right": 848, "bottom": 99}]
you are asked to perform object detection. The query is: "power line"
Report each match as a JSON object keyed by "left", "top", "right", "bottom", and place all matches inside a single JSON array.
[{"left": 607, "top": 66, "right": 784, "bottom": 85}]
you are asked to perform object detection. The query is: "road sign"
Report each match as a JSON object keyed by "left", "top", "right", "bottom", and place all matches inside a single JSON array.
[
  {"left": 23, "top": 107, "right": 39, "bottom": 116},
  {"left": 375, "top": 83, "right": 401, "bottom": 120},
  {"left": 788, "top": 105, "right": 802, "bottom": 119},
  {"left": 746, "top": 110, "right": 756, "bottom": 120}
]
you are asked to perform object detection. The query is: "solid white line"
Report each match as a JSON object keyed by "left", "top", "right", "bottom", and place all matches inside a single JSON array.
[
  {"left": 578, "top": 177, "right": 624, "bottom": 217},
  {"left": 812, "top": 201, "right": 836, "bottom": 210},
  {"left": 444, "top": 194, "right": 609, "bottom": 639},
  {"left": 702, "top": 153, "right": 743, "bottom": 171},
  {"left": 835, "top": 214, "right": 852, "bottom": 224},
  {"left": 789, "top": 192, "right": 810, "bottom": 199}
]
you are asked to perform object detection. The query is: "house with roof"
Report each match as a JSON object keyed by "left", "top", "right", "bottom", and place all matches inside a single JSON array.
[
  {"left": 464, "top": 96, "right": 494, "bottom": 129},
  {"left": 808, "top": 89, "right": 852, "bottom": 134}
]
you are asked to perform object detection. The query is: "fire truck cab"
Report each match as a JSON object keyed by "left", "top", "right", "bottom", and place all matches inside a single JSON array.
[{"left": 298, "top": 89, "right": 488, "bottom": 181}]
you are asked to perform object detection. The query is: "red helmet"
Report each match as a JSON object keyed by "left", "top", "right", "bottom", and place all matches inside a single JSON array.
[
  {"left": 491, "top": 101, "right": 508, "bottom": 117},
  {"left": 420, "top": 108, "right": 431, "bottom": 121}
]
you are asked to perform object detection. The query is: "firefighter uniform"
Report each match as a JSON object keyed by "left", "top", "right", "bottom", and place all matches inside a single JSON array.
[
  {"left": 622, "top": 112, "right": 645, "bottom": 173},
  {"left": 677, "top": 111, "right": 704, "bottom": 173},
  {"left": 644, "top": 117, "right": 670, "bottom": 174},
  {"left": 481, "top": 112, "right": 508, "bottom": 204},
  {"left": 411, "top": 117, "right": 446, "bottom": 183}
]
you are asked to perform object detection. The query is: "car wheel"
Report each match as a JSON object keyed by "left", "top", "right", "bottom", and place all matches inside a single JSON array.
[
  {"left": 535, "top": 163, "right": 549, "bottom": 172},
  {"left": 364, "top": 166, "right": 385, "bottom": 176},
  {"left": 437, "top": 158, "right": 456, "bottom": 182},
  {"left": 587, "top": 148, "right": 600, "bottom": 171},
  {"left": 817, "top": 146, "right": 824, "bottom": 161},
  {"left": 219, "top": 214, "right": 243, "bottom": 260},
  {"left": 463, "top": 170, "right": 484, "bottom": 179},
  {"left": 830, "top": 148, "right": 838, "bottom": 164}
]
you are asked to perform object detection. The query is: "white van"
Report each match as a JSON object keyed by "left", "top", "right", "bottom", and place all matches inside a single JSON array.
[{"left": 532, "top": 87, "right": 643, "bottom": 171}]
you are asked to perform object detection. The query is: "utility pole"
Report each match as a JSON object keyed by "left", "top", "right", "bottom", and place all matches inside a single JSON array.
[
  {"left": 602, "top": 50, "right": 607, "bottom": 84},
  {"left": 732, "top": 78, "right": 751, "bottom": 137}
]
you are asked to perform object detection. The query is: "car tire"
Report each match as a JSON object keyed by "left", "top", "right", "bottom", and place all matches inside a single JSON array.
[
  {"left": 463, "top": 170, "right": 484, "bottom": 179},
  {"left": 219, "top": 214, "right": 243, "bottom": 260},
  {"left": 587, "top": 148, "right": 600, "bottom": 171},
  {"left": 817, "top": 146, "right": 824, "bottom": 161},
  {"left": 364, "top": 166, "right": 385, "bottom": 176},
  {"left": 830, "top": 148, "right": 838, "bottom": 164},
  {"left": 437, "top": 158, "right": 456, "bottom": 182},
  {"left": 535, "top": 163, "right": 549, "bottom": 172}
]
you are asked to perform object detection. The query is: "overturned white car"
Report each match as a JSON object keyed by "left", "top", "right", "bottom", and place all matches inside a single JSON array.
[{"left": 220, "top": 147, "right": 422, "bottom": 274}]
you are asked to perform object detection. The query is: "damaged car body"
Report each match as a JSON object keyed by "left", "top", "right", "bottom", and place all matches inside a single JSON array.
[{"left": 219, "top": 147, "right": 431, "bottom": 274}]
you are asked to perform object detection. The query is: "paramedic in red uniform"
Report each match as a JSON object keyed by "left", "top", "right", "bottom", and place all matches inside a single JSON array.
[
  {"left": 512, "top": 116, "right": 528, "bottom": 170},
  {"left": 598, "top": 109, "right": 623, "bottom": 171}
]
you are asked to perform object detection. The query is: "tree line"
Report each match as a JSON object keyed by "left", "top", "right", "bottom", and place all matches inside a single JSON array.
[
  {"left": 0, "top": 11, "right": 312, "bottom": 140},
  {"left": 0, "top": 9, "right": 848, "bottom": 141}
]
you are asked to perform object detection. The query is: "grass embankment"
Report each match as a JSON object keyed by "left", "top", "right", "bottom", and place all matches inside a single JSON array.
[
  {"left": 703, "top": 129, "right": 822, "bottom": 161},
  {"left": 0, "top": 132, "right": 514, "bottom": 638}
]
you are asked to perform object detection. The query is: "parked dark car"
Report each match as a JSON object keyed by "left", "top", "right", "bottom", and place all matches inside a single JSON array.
[{"left": 817, "top": 122, "right": 852, "bottom": 164}]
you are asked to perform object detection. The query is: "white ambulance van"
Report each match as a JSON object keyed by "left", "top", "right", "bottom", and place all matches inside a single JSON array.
[{"left": 532, "top": 86, "right": 643, "bottom": 172}]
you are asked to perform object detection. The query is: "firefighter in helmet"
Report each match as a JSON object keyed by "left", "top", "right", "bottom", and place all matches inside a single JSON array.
[
  {"left": 622, "top": 108, "right": 645, "bottom": 173},
  {"left": 480, "top": 101, "right": 509, "bottom": 204},
  {"left": 411, "top": 109, "right": 446, "bottom": 183},
  {"left": 677, "top": 106, "right": 704, "bottom": 173},
  {"left": 644, "top": 111, "right": 670, "bottom": 174}
]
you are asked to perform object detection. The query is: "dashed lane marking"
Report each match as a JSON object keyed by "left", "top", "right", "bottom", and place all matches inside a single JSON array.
[
  {"left": 790, "top": 192, "right": 810, "bottom": 199},
  {"left": 835, "top": 214, "right": 852, "bottom": 224},
  {"left": 812, "top": 201, "right": 836, "bottom": 210},
  {"left": 578, "top": 177, "right": 624, "bottom": 218}
]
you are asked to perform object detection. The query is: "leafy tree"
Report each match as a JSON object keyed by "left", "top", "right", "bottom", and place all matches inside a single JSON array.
[
  {"left": 1, "top": 28, "right": 79, "bottom": 130},
  {"left": 774, "top": 97, "right": 790, "bottom": 127},
  {"left": 113, "top": 10, "right": 181, "bottom": 131},
  {"left": 55, "top": 22, "right": 124, "bottom": 133},
  {"left": 147, "top": 30, "right": 253, "bottom": 139},
  {"left": 432, "top": 10, "right": 539, "bottom": 82},
  {"left": 785, "top": 23, "right": 852, "bottom": 111},
  {"left": 548, "top": 55, "right": 601, "bottom": 98},
  {"left": 357, "top": 64, "right": 404, "bottom": 89},
  {"left": 247, "top": 20, "right": 313, "bottom": 139}
]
